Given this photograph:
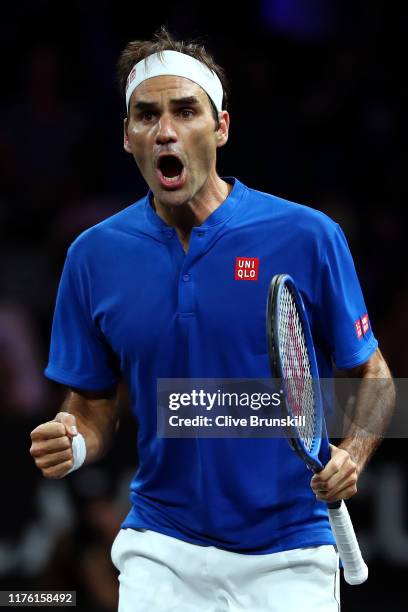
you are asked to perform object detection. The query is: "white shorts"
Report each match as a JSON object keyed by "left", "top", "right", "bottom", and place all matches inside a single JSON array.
[{"left": 111, "top": 528, "right": 340, "bottom": 612}]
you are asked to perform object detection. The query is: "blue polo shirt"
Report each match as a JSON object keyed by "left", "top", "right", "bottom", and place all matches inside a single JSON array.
[{"left": 45, "top": 178, "right": 377, "bottom": 553}]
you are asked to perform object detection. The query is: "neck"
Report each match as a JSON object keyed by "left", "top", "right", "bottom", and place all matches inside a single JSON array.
[{"left": 152, "top": 175, "right": 232, "bottom": 250}]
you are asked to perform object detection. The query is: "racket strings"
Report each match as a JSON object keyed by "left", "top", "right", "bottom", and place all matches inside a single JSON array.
[{"left": 278, "top": 287, "right": 316, "bottom": 452}]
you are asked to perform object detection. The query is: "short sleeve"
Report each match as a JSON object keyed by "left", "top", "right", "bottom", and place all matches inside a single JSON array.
[
  {"left": 45, "top": 250, "right": 120, "bottom": 390},
  {"left": 314, "top": 224, "right": 378, "bottom": 369}
]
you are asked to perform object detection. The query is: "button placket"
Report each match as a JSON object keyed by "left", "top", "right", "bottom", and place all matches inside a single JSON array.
[{"left": 177, "top": 227, "right": 210, "bottom": 315}]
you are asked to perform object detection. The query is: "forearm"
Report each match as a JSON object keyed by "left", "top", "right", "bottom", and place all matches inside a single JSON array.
[
  {"left": 339, "top": 350, "right": 396, "bottom": 475},
  {"left": 60, "top": 388, "right": 119, "bottom": 464},
  {"left": 312, "top": 350, "right": 395, "bottom": 503}
]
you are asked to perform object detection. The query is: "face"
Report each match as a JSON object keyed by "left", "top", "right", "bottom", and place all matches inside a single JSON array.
[{"left": 124, "top": 75, "right": 229, "bottom": 208}]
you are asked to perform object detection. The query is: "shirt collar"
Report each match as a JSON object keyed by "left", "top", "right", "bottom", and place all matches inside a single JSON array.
[{"left": 144, "top": 177, "right": 245, "bottom": 235}]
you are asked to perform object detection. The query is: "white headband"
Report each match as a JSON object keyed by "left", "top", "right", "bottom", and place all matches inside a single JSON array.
[{"left": 125, "top": 50, "right": 224, "bottom": 113}]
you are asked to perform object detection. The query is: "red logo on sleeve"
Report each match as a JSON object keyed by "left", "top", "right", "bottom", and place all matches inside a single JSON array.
[
  {"left": 355, "top": 319, "right": 363, "bottom": 339},
  {"left": 361, "top": 313, "right": 370, "bottom": 334},
  {"left": 235, "top": 257, "right": 259, "bottom": 281}
]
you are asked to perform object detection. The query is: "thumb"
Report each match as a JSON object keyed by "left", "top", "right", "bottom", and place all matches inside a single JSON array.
[{"left": 54, "top": 412, "right": 78, "bottom": 438}]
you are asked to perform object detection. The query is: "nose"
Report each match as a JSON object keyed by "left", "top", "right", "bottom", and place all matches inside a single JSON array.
[{"left": 155, "top": 114, "right": 177, "bottom": 144}]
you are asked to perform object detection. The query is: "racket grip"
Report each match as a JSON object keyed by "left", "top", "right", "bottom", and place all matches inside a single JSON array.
[{"left": 328, "top": 500, "right": 368, "bottom": 585}]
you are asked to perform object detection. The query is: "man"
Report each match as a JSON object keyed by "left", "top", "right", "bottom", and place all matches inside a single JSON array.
[{"left": 30, "top": 27, "right": 394, "bottom": 611}]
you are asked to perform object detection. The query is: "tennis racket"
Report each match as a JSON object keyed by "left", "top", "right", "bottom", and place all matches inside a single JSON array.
[{"left": 266, "top": 273, "right": 368, "bottom": 585}]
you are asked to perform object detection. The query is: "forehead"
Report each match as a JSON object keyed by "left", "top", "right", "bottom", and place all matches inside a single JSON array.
[{"left": 130, "top": 75, "right": 209, "bottom": 106}]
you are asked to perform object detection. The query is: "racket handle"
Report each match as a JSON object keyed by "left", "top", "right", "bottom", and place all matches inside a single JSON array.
[{"left": 328, "top": 500, "right": 368, "bottom": 585}]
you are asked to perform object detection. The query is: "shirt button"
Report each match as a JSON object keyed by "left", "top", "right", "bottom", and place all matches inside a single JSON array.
[
  {"left": 197, "top": 231, "right": 205, "bottom": 237},
  {"left": 182, "top": 274, "right": 191, "bottom": 282}
]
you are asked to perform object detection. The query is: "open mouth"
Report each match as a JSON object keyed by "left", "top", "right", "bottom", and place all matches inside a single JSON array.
[{"left": 157, "top": 155, "right": 186, "bottom": 188}]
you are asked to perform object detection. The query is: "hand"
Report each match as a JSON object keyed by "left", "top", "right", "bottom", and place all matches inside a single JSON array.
[
  {"left": 310, "top": 444, "right": 358, "bottom": 504},
  {"left": 30, "top": 412, "right": 78, "bottom": 479}
]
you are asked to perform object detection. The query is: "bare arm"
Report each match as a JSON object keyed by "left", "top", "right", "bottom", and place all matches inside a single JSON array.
[
  {"left": 311, "top": 349, "right": 395, "bottom": 503},
  {"left": 337, "top": 348, "right": 396, "bottom": 474},
  {"left": 60, "top": 387, "right": 119, "bottom": 464},
  {"left": 30, "top": 386, "right": 119, "bottom": 479}
]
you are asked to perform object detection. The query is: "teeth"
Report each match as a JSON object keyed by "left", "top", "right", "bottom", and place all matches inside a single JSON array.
[{"left": 163, "top": 174, "right": 181, "bottom": 182}]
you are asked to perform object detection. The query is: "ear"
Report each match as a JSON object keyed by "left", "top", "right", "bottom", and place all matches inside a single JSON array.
[
  {"left": 123, "top": 117, "right": 132, "bottom": 154},
  {"left": 215, "top": 110, "right": 230, "bottom": 148}
]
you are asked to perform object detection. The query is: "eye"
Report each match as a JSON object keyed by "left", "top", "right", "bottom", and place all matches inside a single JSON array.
[
  {"left": 142, "top": 111, "right": 154, "bottom": 121},
  {"left": 179, "top": 108, "right": 194, "bottom": 119}
]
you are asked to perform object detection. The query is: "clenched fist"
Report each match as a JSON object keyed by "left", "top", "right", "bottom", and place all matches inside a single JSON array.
[{"left": 30, "top": 412, "right": 79, "bottom": 479}]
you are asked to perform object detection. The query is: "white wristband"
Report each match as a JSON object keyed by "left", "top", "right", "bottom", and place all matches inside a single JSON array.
[{"left": 66, "top": 433, "right": 87, "bottom": 475}]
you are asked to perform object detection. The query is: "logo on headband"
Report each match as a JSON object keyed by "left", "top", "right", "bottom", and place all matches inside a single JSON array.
[{"left": 126, "top": 67, "right": 137, "bottom": 92}]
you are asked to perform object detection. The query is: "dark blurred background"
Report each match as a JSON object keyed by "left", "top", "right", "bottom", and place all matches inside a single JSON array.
[{"left": 0, "top": 1, "right": 407, "bottom": 610}]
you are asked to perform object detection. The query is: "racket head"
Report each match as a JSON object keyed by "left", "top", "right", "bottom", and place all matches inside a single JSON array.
[{"left": 266, "top": 274, "right": 324, "bottom": 471}]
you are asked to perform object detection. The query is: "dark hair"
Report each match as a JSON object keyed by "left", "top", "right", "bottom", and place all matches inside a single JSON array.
[{"left": 117, "top": 26, "right": 228, "bottom": 125}]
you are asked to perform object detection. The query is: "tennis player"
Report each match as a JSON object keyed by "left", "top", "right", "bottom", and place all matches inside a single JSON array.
[{"left": 30, "top": 28, "right": 395, "bottom": 611}]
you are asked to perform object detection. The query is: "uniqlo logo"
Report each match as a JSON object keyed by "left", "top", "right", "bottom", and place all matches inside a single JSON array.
[
  {"left": 361, "top": 313, "right": 369, "bottom": 334},
  {"left": 355, "top": 319, "right": 363, "bottom": 339},
  {"left": 235, "top": 257, "right": 259, "bottom": 281},
  {"left": 126, "top": 67, "right": 137, "bottom": 91}
]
